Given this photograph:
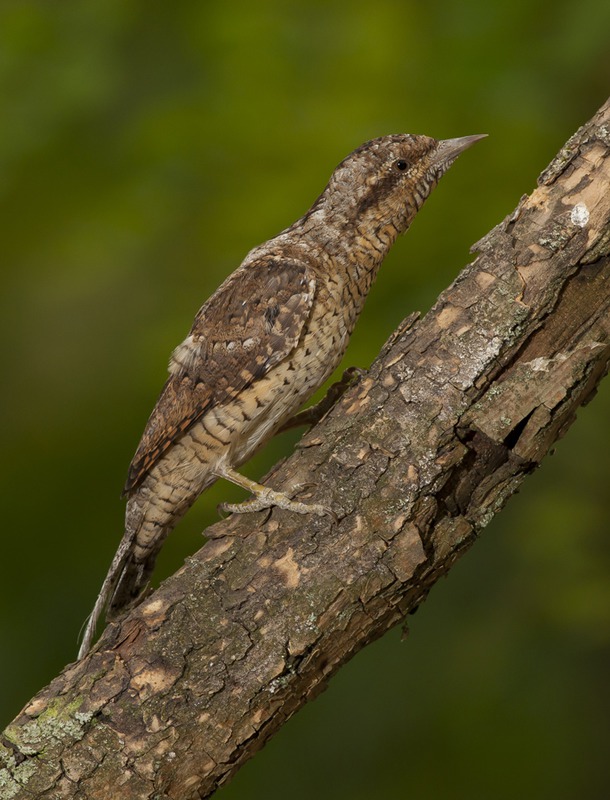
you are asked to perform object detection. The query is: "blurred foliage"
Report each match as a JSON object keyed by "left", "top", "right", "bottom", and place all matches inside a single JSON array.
[{"left": 1, "top": 1, "right": 609, "bottom": 797}]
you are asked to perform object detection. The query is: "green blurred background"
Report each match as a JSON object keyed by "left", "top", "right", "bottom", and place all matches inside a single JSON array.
[{"left": 1, "top": 1, "right": 609, "bottom": 797}]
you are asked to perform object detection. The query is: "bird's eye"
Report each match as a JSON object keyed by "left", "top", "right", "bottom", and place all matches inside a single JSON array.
[{"left": 395, "top": 159, "right": 408, "bottom": 171}]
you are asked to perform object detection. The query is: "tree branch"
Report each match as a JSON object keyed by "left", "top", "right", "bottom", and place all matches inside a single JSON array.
[{"left": 2, "top": 99, "right": 610, "bottom": 800}]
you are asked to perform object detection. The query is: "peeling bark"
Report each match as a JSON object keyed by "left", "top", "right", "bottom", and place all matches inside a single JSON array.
[{"left": 2, "top": 99, "right": 610, "bottom": 800}]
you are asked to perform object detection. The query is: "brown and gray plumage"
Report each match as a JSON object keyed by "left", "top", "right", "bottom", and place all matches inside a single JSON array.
[{"left": 79, "top": 132, "right": 485, "bottom": 657}]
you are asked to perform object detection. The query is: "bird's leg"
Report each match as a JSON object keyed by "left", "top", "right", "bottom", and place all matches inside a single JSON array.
[
  {"left": 278, "top": 366, "right": 364, "bottom": 432},
  {"left": 214, "top": 464, "right": 332, "bottom": 518}
]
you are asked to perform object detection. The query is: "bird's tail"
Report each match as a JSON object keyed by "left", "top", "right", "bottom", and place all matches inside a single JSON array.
[
  {"left": 78, "top": 495, "right": 159, "bottom": 659},
  {"left": 78, "top": 475, "right": 206, "bottom": 659},
  {"left": 77, "top": 530, "right": 140, "bottom": 659},
  {"left": 106, "top": 549, "right": 156, "bottom": 621}
]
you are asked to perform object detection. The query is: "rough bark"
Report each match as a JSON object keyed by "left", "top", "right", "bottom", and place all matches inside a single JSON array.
[{"left": 2, "top": 99, "right": 610, "bottom": 800}]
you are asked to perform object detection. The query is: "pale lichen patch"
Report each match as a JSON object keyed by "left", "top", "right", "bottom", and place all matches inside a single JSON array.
[
  {"left": 5, "top": 697, "right": 93, "bottom": 757},
  {"left": 528, "top": 355, "right": 554, "bottom": 372},
  {"left": 437, "top": 304, "right": 462, "bottom": 330},
  {"left": 0, "top": 759, "right": 40, "bottom": 797},
  {"left": 140, "top": 597, "right": 167, "bottom": 617},
  {"left": 140, "top": 596, "right": 172, "bottom": 628},
  {"left": 570, "top": 202, "right": 590, "bottom": 227},
  {"left": 0, "top": 766, "right": 21, "bottom": 799},
  {"left": 273, "top": 548, "right": 301, "bottom": 589},
  {"left": 148, "top": 714, "right": 164, "bottom": 733},
  {"left": 24, "top": 697, "right": 47, "bottom": 717},
  {"left": 475, "top": 270, "right": 497, "bottom": 289},
  {"left": 130, "top": 664, "right": 180, "bottom": 700}
]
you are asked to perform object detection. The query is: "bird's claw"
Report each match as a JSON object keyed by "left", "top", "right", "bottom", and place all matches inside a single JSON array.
[{"left": 218, "top": 484, "right": 336, "bottom": 522}]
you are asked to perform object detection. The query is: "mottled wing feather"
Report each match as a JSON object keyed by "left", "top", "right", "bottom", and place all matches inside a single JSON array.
[
  {"left": 122, "top": 375, "right": 213, "bottom": 495},
  {"left": 124, "top": 257, "right": 316, "bottom": 494}
]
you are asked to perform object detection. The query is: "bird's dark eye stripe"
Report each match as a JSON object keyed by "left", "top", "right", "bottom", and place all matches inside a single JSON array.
[{"left": 395, "top": 159, "right": 408, "bottom": 171}]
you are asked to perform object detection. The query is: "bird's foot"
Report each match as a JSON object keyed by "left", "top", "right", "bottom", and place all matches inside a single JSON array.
[
  {"left": 214, "top": 464, "right": 335, "bottom": 520},
  {"left": 218, "top": 489, "right": 329, "bottom": 518}
]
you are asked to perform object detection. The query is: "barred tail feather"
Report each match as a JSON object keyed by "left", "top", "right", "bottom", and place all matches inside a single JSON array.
[
  {"left": 78, "top": 496, "right": 150, "bottom": 658},
  {"left": 77, "top": 530, "right": 137, "bottom": 659}
]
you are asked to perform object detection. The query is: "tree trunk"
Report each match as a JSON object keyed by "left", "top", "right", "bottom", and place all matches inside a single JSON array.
[{"left": 2, "top": 98, "right": 610, "bottom": 800}]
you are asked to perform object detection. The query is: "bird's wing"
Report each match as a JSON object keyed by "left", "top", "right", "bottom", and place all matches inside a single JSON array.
[{"left": 123, "top": 257, "right": 316, "bottom": 494}]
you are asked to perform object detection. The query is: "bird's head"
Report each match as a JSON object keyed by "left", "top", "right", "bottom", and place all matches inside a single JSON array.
[{"left": 321, "top": 133, "right": 486, "bottom": 236}]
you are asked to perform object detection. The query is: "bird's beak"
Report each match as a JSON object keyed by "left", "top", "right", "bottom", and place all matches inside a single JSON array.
[{"left": 432, "top": 134, "right": 487, "bottom": 167}]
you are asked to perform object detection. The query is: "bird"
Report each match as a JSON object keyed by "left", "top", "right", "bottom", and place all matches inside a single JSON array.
[{"left": 78, "top": 132, "right": 486, "bottom": 658}]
